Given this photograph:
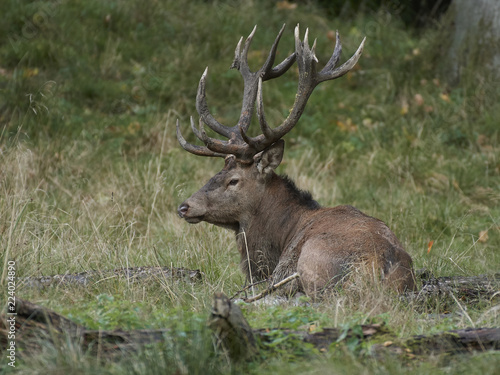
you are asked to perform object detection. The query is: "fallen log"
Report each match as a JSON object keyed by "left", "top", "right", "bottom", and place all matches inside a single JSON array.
[
  {"left": 81, "top": 329, "right": 172, "bottom": 355},
  {"left": 0, "top": 299, "right": 85, "bottom": 354},
  {"left": 2, "top": 296, "right": 499, "bottom": 362},
  {"left": 18, "top": 266, "right": 203, "bottom": 288},
  {"left": 370, "top": 327, "right": 500, "bottom": 358},
  {"left": 255, "top": 324, "right": 388, "bottom": 352},
  {"left": 417, "top": 270, "right": 500, "bottom": 301},
  {"left": 407, "top": 327, "right": 500, "bottom": 354},
  {"left": 0, "top": 298, "right": 170, "bottom": 356}
]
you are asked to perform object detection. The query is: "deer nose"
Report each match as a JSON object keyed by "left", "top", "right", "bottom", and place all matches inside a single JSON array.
[{"left": 178, "top": 203, "right": 189, "bottom": 218}]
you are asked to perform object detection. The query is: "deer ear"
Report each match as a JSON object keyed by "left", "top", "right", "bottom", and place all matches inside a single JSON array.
[
  {"left": 254, "top": 140, "right": 284, "bottom": 174},
  {"left": 224, "top": 155, "right": 237, "bottom": 170}
]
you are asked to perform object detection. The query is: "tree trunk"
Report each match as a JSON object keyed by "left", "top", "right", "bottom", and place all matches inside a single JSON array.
[{"left": 441, "top": 0, "right": 500, "bottom": 84}]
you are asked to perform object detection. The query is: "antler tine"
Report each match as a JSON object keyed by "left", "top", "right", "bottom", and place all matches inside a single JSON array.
[
  {"left": 264, "top": 52, "right": 297, "bottom": 80},
  {"left": 233, "top": 24, "right": 295, "bottom": 135},
  {"left": 238, "top": 25, "right": 257, "bottom": 74},
  {"left": 196, "top": 67, "right": 234, "bottom": 138},
  {"left": 176, "top": 119, "right": 226, "bottom": 158},
  {"left": 237, "top": 77, "right": 272, "bottom": 150},
  {"left": 261, "top": 24, "right": 296, "bottom": 81},
  {"left": 302, "top": 29, "right": 319, "bottom": 64},
  {"left": 194, "top": 119, "right": 253, "bottom": 157},
  {"left": 242, "top": 24, "right": 320, "bottom": 148},
  {"left": 255, "top": 77, "right": 274, "bottom": 139},
  {"left": 318, "top": 35, "right": 365, "bottom": 82},
  {"left": 295, "top": 25, "right": 318, "bottom": 76},
  {"left": 311, "top": 38, "right": 319, "bottom": 63},
  {"left": 190, "top": 116, "right": 203, "bottom": 140},
  {"left": 230, "top": 37, "right": 244, "bottom": 70},
  {"left": 321, "top": 30, "right": 342, "bottom": 73}
]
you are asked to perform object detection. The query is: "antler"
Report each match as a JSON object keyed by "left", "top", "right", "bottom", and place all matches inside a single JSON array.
[
  {"left": 177, "top": 24, "right": 295, "bottom": 160},
  {"left": 177, "top": 24, "right": 365, "bottom": 160}
]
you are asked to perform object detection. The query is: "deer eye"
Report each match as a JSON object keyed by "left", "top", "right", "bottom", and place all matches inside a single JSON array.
[{"left": 228, "top": 179, "right": 239, "bottom": 186}]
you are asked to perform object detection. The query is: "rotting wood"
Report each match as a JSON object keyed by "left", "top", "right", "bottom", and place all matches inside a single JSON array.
[
  {"left": 0, "top": 298, "right": 170, "bottom": 356},
  {"left": 81, "top": 329, "right": 172, "bottom": 355},
  {"left": 18, "top": 266, "right": 203, "bottom": 288},
  {"left": 1, "top": 296, "right": 499, "bottom": 361},
  {"left": 371, "top": 327, "right": 500, "bottom": 358},
  {"left": 255, "top": 324, "right": 388, "bottom": 352},
  {"left": 407, "top": 327, "right": 500, "bottom": 354},
  {"left": 417, "top": 270, "right": 500, "bottom": 301},
  {"left": 0, "top": 299, "right": 86, "bottom": 354},
  {"left": 208, "top": 293, "right": 258, "bottom": 361}
]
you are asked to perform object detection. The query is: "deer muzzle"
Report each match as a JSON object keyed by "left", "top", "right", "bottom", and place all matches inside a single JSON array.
[
  {"left": 177, "top": 201, "right": 204, "bottom": 224},
  {"left": 177, "top": 203, "right": 189, "bottom": 218}
]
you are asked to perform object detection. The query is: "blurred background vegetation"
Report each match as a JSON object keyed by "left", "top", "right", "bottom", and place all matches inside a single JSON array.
[{"left": 0, "top": 1, "right": 499, "bottom": 373}]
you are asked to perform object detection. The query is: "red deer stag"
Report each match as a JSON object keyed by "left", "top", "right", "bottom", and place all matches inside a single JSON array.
[{"left": 177, "top": 25, "right": 416, "bottom": 296}]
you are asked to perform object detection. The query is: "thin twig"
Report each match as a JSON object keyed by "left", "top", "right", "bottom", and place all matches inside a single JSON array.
[
  {"left": 238, "top": 230, "right": 255, "bottom": 297},
  {"left": 242, "top": 273, "right": 300, "bottom": 303},
  {"left": 230, "top": 279, "right": 270, "bottom": 300}
]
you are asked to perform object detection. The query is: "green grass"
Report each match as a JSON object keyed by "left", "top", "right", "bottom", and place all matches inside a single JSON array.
[{"left": 1, "top": 0, "right": 499, "bottom": 373}]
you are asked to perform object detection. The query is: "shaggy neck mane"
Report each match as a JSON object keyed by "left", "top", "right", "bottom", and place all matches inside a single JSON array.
[
  {"left": 279, "top": 175, "right": 320, "bottom": 210},
  {"left": 235, "top": 173, "right": 321, "bottom": 280}
]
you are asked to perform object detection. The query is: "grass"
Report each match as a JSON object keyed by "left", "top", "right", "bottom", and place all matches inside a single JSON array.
[{"left": 1, "top": 0, "right": 499, "bottom": 373}]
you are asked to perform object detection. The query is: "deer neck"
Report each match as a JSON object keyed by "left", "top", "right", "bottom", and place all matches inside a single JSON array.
[{"left": 235, "top": 174, "right": 320, "bottom": 280}]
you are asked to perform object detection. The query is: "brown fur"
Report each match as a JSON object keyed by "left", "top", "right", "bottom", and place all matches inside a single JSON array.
[{"left": 178, "top": 141, "right": 416, "bottom": 296}]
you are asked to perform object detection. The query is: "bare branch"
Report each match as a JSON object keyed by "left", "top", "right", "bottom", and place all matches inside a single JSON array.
[
  {"left": 230, "top": 278, "right": 270, "bottom": 300},
  {"left": 242, "top": 273, "right": 300, "bottom": 303}
]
